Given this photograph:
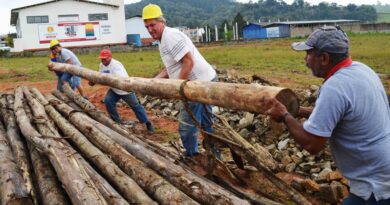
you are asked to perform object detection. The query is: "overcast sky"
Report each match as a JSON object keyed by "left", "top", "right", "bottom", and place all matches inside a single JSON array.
[{"left": 0, "top": 0, "right": 388, "bottom": 35}]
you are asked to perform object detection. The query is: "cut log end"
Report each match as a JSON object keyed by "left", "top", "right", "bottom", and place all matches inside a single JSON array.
[{"left": 275, "top": 88, "right": 300, "bottom": 117}]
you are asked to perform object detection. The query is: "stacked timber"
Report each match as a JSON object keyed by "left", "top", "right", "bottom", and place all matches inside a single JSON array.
[{"left": 0, "top": 87, "right": 260, "bottom": 205}]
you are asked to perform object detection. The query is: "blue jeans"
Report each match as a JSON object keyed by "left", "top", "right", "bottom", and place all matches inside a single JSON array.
[
  {"left": 341, "top": 193, "right": 390, "bottom": 205},
  {"left": 179, "top": 101, "right": 214, "bottom": 157},
  {"left": 104, "top": 89, "right": 149, "bottom": 124},
  {"left": 57, "top": 72, "right": 77, "bottom": 91}
]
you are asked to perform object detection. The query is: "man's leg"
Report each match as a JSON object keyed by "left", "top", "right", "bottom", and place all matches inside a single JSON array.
[
  {"left": 59, "top": 72, "right": 73, "bottom": 92},
  {"left": 178, "top": 101, "right": 204, "bottom": 157},
  {"left": 104, "top": 89, "right": 121, "bottom": 123},
  {"left": 56, "top": 72, "right": 63, "bottom": 91},
  {"left": 120, "top": 93, "right": 154, "bottom": 132}
]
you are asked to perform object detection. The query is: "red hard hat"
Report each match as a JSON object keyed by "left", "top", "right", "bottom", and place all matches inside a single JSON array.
[{"left": 99, "top": 49, "right": 112, "bottom": 59}]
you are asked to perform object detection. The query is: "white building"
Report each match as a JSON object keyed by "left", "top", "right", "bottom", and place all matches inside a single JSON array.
[
  {"left": 125, "top": 15, "right": 151, "bottom": 39},
  {"left": 10, "top": 0, "right": 127, "bottom": 52}
]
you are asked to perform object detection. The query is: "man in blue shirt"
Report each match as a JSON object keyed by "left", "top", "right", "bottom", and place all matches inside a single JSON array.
[
  {"left": 48, "top": 40, "right": 86, "bottom": 98},
  {"left": 266, "top": 26, "right": 390, "bottom": 204}
]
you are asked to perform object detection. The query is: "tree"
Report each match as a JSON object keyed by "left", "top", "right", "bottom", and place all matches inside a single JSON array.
[{"left": 233, "top": 12, "right": 246, "bottom": 38}]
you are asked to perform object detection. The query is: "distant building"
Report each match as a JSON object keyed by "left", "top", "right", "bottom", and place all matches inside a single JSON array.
[
  {"left": 125, "top": 15, "right": 153, "bottom": 46},
  {"left": 10, "top": 0, "right": 127, "bottom": 52},
  {"left": 243, "top": 20, "right": 360, "bottom": 39}
]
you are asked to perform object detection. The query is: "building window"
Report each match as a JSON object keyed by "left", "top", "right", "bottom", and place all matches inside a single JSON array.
[
  {"left": 26, "top": 16, "right": 49, "bottom": 24},
  {"left": 88, "top": 13, "right": 108, "bottom": 21},
  {"left": 58, "top": 14, "right": 79, "bottom": 22}
]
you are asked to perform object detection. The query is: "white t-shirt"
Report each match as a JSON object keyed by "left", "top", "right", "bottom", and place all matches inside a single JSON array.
[
  {"left": 159, "top": 27, "right": 216, "bottom": 81},
  {"left": 99, "top": 58, "right": 129, "bottom": 95}
]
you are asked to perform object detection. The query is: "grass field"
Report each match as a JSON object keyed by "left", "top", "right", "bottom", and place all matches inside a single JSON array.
[{"left": 0, "top": 33, "right": 389, "bottom": 93}]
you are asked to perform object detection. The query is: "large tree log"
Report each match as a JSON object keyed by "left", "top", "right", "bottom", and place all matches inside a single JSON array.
[
  {"left": 79, "top": 158, "right": 129, "bottom": 205},
  {"left": 61, "top": 84, "right": 178, "bottom": 161},
  {"left": 51, "top": 90, "right": 82, "bottom": 110},
  {"left": 30, "top": 88, "right": 155, "bottom": 205},
  {"left": 21, "top": 87, "right": 108, "bottom": 205},
  {"left": 50, "top": 62, "right": 299, "bottom": 116},
  {"left": 3, "top": 94, "right": 70, "bottom": 205},
  {"left": 0, "top": 95, "right": 36, "bottom": 204},
  {"left": 45, "top": 94, "right": 199, "bottom": 205},
  {"left": 56, "top": 87, "right": 251, "bottom": 205},
  {"left": 13, "top": 87, "right": 107, "bottom": 205},
  {"left": 0, "top": 119, "right": 33, "bottom": 205}
]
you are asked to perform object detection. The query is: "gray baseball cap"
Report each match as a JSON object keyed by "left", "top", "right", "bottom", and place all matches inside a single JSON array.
[{"left": 291, "top": 26, "right": 349, "bottom": 54}]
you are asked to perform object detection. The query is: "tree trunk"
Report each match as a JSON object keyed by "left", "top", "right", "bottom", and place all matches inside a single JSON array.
[
  {"left": 30, "top": 88, "right": 155, "bottom": 205},
  {"left": 13, "top": 86, "right": 107, "bottom": 205},
  {"left": 0, "top": 95, "right": 36, "bottom": 204},
  {"left": 0, "top": 120, "right": 33, "bottom": 205},
  {"left": 55, "top": 87, "right": 251, "bottom": 205},
  {"left": 51, "top": 90, "right": 81, "bottom": 110},
  {"left": 2, "top": 94, "right": 70, "bottom": 205},
  {"left": 77, "top": 153, "right": 129, "bottom": 205},
  {"left": 26, "top": 142, "right": 71, "bottom": 205},
  {"left": 50, "top": 62, "right": 299, "bottom": 116},
  {"left": 45, "top": 94, "right": 199, "bottom": 205},
  {"left": 62, "top": 84, "right": 178, "bottom": 161}
]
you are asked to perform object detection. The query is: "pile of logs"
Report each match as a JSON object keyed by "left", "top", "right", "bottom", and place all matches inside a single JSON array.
[
  {"left": 1, "top": 86, "right": 257, "bottom": 205},
  {"left": 0, "top": 63, "right": 319, "bottom": 205}
]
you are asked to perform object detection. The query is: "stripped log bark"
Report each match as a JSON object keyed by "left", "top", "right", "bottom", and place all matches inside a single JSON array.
[
  {"left": 51, "top": 90, "right": 81, "bottom": 110},
  {"left": 84, "top": 116, "right": 251, "bottom": 205},
  {"left": 0, "top": 95, "right": 36, "bottom": 204},
  {"left": 45, "top": 94, "right": 199, "bottom": 205},
  {"left": 57, "top": 86, "right": 251, "bottom": 205},
  {"left": 22, "top": 87, "right": 108, "bottom": 205},
  {"left": 30, "top": 88, "right": 156, "bottom": 205},
  {"left": 0, "top": 120, "right": 33, "bottom": 205},
  {"left": 3, "top": 94, "right": 70, "bottom": 205},
  {"left": 217, "top": 115, "right": 312, "bottom": 205},
  {"left": 50, "top": 62, "right": 299, "bottom": 116},
  {"left": 79, "top": 158, "right": 129, "bottom": 205},
  {"left": 26, "top": 142, "right": 71, "bottom": 205},
  {"left": 62, "top": 84, "right": 178, "bottom": 161},
  {"left": 13, "top": 87, "right": 107, "bottom": 205}
]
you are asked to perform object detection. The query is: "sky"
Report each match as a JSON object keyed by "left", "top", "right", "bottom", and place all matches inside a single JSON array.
[{"left": 0, "top": 0, "right": 388, "bottom": 35}]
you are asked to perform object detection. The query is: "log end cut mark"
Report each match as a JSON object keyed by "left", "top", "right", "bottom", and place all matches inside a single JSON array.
[{"left": 275, "top": 89, "right": 300, "bottom": 117}]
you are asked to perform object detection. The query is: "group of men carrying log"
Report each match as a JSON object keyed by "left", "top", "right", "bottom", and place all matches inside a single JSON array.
[{"left": 47, "top": 4, "right": 390, "bottom": 204}]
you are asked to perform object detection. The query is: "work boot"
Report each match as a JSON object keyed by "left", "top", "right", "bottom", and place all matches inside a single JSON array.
[{"left": 145, "top": 121, "right": 155, "bottom": 133}]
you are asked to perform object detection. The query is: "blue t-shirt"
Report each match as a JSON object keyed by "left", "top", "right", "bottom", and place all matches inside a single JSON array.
[
  {"left": 303, "top": 61, "right": 390, "bottom": 201},
  {"left": 58, "top": 48, "right": 81, "bottom": 66}
]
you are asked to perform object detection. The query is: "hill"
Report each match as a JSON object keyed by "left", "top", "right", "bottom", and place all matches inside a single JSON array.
[{"left": 125, "top": 0, "right": 377, "bottom": 28}]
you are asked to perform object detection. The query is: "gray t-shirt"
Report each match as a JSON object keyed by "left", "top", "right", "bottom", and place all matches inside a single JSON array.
[
  {"left": 58, "top": 48, "right": 82, "bottom": 66},
  {"left": 304, "top": 62, "right": 390, "bottom": 201}
]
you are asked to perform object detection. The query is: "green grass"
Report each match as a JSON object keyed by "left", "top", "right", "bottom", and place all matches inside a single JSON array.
[{"left": 0, "top": 33, "right": 389, "bottom": 93}]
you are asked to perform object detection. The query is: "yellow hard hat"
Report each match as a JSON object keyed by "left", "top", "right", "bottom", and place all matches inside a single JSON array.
[
  {"left": 49, "top": 39, "right": 60, "bottom": 48},
  {"left": 142, "top": 4, "right": 163, "bottom": 20}
]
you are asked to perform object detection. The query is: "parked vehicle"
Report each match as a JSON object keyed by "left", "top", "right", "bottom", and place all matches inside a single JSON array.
[{"left": 0, "top": 43, "right": 11, "bottom": 51}]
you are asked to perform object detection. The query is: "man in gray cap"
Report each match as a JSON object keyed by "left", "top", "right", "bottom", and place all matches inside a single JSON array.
[{"left": 266, "top": 26, "right": 390, "bottom": 204}]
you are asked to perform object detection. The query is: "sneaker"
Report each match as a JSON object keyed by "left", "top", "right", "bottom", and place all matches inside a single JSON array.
[
  {"left": 122, "top": 120, "right": 135, "bottom": 128},
  {"left": 145, "top": 121, "right": 155, "bottom": 133}
]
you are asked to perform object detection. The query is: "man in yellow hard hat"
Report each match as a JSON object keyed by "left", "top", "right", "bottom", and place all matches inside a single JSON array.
[
  {"left": 143, "top": 4, "right": 220, "bottom": 159},
  {"left": 48, "top": 40, "right": 86, "bottom": 97}
]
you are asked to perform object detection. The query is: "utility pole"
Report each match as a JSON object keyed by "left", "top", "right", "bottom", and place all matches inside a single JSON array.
[{"left": 215, "top": 25, "right": 218, "bottom": 41}]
